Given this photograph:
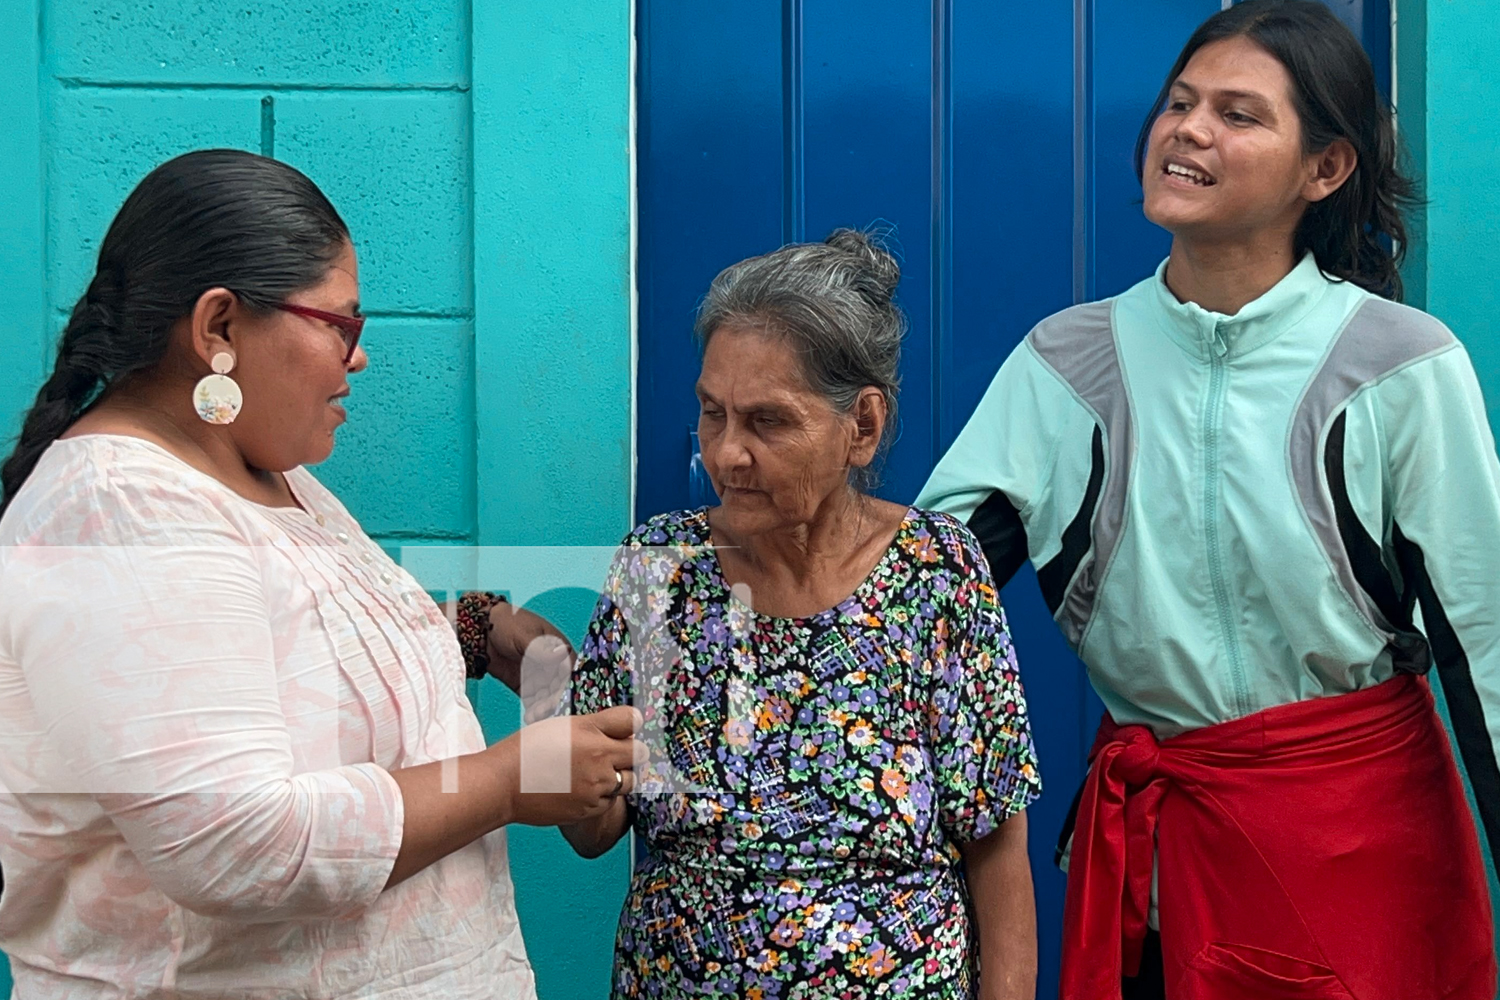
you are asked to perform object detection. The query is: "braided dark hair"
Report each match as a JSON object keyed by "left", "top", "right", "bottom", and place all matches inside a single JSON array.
[
  {"left": 0, "top": 149, "right": 349, "bottom": 516},
  {"left": 1135, "top": 0, "right": 1418, "bottom": 300}
]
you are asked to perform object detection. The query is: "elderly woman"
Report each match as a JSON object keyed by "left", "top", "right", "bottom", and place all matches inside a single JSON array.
[
  {"left": 0, "top": 149, "right": 641, "bottom": 999},
  {"left": 561, "top": 230, "right": 1042, "bottom": 999}
]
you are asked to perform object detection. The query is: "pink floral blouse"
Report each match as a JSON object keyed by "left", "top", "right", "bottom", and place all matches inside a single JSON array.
[{"left": 0, "top": 435, "right": 535, "bottom": 999}]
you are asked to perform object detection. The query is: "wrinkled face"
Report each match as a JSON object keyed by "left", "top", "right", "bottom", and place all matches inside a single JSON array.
[
  {"left": 1142, "top": 36, "right": 1316, "bottom": 244},
  {"left": 228, "top": 242, "right": 366, "bottom": 471},
  {"left": 696, "top": 324, "right": 863, "bottom": 537}
]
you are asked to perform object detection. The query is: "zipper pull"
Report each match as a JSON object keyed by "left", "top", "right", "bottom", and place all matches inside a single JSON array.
[{"left": 1210, "top": 320, "right": 1230, "bottom": 359}]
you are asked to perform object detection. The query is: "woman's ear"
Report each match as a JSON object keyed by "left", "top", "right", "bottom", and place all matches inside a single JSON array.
[
  {"left": 1302, "top": 138, "right": 1358, "bottom": 205},
  {"left": 847, "top": 387, "right": 889, "bottom": 469},
  {"left": 188, "top": 287, "right": 239, "bottom": 368}
]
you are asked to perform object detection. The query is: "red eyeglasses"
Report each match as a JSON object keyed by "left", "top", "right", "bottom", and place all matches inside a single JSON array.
[{"left": 275, "top": 303, "right": 366, "bottom": 364}]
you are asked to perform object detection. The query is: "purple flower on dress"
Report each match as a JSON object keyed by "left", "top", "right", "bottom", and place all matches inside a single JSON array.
[{"left": 910, "top": 782, "right": 933, "bottom": 812}]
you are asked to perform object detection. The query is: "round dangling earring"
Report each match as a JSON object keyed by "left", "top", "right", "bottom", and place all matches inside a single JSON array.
[{"left": 193, "top": 352, "right": 243, "bottom": 425}]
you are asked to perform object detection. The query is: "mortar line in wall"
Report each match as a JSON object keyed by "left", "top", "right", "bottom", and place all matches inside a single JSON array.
[
  {"left": 463, "top": 0, "right": 478, "bottom": 544},
  {"left": 627, "top": 0, "right": 640, "bottom": 529},
  {"left": 55, "top": 78, "right": 470, "bottom": 94},
  {"left": 49, "top": 306, "right": 475, "bottom": 320},
  {"left": 259, "top": 95, "right": 275, "bottom": 157},
  {"left": 36, "top": 0, "right": 52, "bottom": 358},
  {"left": 361, "top": 309, "right": 476, "bottom": 320}
]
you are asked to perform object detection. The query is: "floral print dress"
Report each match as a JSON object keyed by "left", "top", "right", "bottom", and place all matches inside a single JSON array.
[{"left": 568, "top": 506, "right": 1042, "bottom": 999}]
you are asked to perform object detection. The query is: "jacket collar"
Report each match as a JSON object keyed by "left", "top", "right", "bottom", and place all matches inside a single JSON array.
[{"left": 1149, "top": 252, "right": 1330, "bottom": 361}]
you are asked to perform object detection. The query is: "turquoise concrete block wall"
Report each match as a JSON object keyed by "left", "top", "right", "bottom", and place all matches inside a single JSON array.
[
  {"left": 1398, "top": 0, "right": 1500, "bottom": 960},
  {"left": 1412, "top": 1, "right": 1500, "bottom": 421},
  {"left": 0, "top": 1, "right": 632, "bottom": 997}
]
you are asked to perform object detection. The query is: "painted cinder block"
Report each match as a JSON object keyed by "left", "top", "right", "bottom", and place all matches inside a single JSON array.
[
  {"left": 45, "top": 0, "right": 467, "bottom": 87},
  {"left": 275, "top": 93, "right": 471, "bottom": 316},
  {"left": 313, "top": 319, "right": 475, "bottom": 541},
  {"left": 44, "top": 90, "right": 262, "bottom": 309},
  {"left": 472, "top": 0, "right": 633, "bottom": 548}
]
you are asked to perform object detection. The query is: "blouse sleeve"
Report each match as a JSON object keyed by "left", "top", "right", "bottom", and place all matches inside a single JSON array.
[
  {"left": 1, "top": 474, "right": 403, "bottom": 924},
  {"left": 927, "top": 521, "right": 1043, "bottom": 844}
]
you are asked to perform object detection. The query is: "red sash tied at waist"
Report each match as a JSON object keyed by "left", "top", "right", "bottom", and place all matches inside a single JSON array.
[{"left": 1059, "top": 674, "right": 1496, "bottom": 1000}]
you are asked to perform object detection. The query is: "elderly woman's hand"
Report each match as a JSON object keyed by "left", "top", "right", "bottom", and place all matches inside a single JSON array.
[{"left": 485, "top": 603, "right": 575, "bottom": 723}]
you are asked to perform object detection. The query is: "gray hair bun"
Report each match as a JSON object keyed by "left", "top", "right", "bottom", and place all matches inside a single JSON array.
[{"left": 823, "top": 227, "right": 902, "bottom": 306}]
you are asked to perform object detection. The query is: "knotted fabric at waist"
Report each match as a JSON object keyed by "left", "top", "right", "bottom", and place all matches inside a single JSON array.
[{"left": 1059, "top": 674, "right": 1496, "bottom": 1000}]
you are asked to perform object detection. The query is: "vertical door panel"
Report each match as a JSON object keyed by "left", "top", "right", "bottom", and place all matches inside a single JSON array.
[
  {"left": 801, "top": 0, "right": 936, "bottom": 501},
  {"left": 1324, "top": 0, "right": 1392, "bottom": 96},
  {"left": 635, "top": 2, "right": 785, "bottom": 521},
  {"left": 1090, "top": 0, "right": 1218, "bottom": 300},
  {"left": 948, "top": 2, "right": 1074, "bottom": 444},
  {"left": 948, "top": 7, "right": 1082, "bottom": 990}
]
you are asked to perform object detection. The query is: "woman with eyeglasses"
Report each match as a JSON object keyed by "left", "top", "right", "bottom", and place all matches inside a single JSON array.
[
  {"left": 921, "top": 1, "right": 1498, "bottom": 997},
  {"left": 0, "top": 149, "right": 642, "bottom": 999}
]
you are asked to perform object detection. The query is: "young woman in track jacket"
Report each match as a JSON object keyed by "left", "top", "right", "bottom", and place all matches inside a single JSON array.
[{"left": 919, "top": 3, "right": 1500, "bottom": 997}]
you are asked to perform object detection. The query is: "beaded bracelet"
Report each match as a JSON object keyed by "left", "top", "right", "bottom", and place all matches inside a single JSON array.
[{"left": 455, "top": 591, "right": 508, "bottom": 680}]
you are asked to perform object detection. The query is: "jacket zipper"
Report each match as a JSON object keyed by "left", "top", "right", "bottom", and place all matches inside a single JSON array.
[{"left": 1204, "top": 322, "right": 1251, "bottom": 717}]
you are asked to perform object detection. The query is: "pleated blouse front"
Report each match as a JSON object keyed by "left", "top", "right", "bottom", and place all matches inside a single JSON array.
[{"left": 0, "top": 434, "right": 534, "bottom": 999}]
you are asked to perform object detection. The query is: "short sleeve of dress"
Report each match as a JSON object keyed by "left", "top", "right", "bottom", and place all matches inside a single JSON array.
[
  {"left": 926, "top": 516, "right": 1043, "bottom": 844},
  {"left": 566, "top": 512, "right": 704, "bottom": 726},
  {"left": 567, "top": 554, "right": 635, "bottom": 717}
]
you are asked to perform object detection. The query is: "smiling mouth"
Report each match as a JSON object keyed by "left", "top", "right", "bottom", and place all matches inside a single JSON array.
[{"left": 1164, "top": 163, "right": 1216, "bottom": 187}]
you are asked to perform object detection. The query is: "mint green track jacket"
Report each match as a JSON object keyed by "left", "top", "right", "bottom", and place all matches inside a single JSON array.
[{"left": 916, "top": 253, "right": 1500, "bottom": 856}]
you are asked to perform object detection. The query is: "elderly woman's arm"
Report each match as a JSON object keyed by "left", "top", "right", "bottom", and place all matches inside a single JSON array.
[
  {"left": 925, "top": 518, "right": 1043, "bottom": 996},
  {"left": 963, "top": 812, "right": 1037, "bottom": 1000},
  {"left": 555, "top": 550, "right": 647, "bottom": 860},
  {"left": 454, "top": 594, "right": 574, "bottom": 723},
  {"left": 560, "top": 796, "right": 631, "bottom": 859}
]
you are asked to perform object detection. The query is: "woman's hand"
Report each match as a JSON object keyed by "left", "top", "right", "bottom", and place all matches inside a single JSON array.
[
  {"left": 384, "top": 706, "right": 644, "bottom": 888},
  {"left": 495, "top": 705, "right": 645, "bottom": 827},
  {"left": 485, "top": 603, "right": 575, "bottom": 722}
]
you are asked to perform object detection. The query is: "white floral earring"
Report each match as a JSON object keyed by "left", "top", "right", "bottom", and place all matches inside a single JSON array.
[{"left": 193, "top": 352, "right": 243, "bottom": 425}]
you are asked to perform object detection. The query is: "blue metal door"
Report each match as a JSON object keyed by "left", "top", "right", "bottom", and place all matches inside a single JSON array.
[{"left": 634, "top": 3, "right": 1390, "bottom": 995}]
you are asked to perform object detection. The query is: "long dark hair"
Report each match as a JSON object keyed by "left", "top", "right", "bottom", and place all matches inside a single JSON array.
[
  {"left": 0, "top": 149, "right": 350, "bottom": 517},
  {"left": 1134, "top": 0, "right": 1416, "bottom": 300}
]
